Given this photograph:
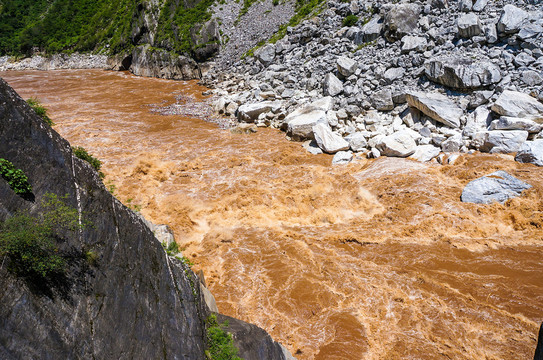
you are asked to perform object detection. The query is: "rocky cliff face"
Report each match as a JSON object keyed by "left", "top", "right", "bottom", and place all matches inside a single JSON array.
[{"left": 0, "top": 78, "right": 292, "bottom": 359}]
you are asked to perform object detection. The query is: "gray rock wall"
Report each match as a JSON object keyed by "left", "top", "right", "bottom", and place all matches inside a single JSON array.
[{"left": 0, "top": 78, "right": 293, "bottom": 359}]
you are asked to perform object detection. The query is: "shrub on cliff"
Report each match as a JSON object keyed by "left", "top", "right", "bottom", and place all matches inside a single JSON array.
[
  {"left": 26, "top": 97, "right": 53, "bottom": 126},
  {"left": 0, "top": 193, "right": 83, "bottom": 278},
  {"left": 72, "top": 146, "right": 105, "bottom": 178},
  {"left": 205, "top": 314, "right": 242, "bottom": 360},
  {"left": 0, "top": 158, "right": 32, "bottom": 195}
]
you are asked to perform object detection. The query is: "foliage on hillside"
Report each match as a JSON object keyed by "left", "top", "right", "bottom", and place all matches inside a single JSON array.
[{"left": 0, "top": 0, "right": 215, "bottom": 56}]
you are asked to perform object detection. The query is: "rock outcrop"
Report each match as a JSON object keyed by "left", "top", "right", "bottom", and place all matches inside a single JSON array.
[
  {"left": 0, "top": 79, "right": 292, "bottom": 359},
  {"left": 130, "top": 45, "right": 201, "bottom": 80}
]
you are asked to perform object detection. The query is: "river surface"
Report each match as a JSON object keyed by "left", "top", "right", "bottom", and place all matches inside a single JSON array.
[{"left": 2, "top": 69, "right": 542, "bottom": 359}]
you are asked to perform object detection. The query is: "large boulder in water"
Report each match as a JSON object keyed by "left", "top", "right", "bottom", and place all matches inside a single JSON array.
[{"left": 461, "top": 170, "right": 532, "bottom": 204}]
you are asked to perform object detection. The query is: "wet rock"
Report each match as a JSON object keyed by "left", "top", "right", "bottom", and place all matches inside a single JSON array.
[
  {"left": 375, "top": 130, "right": 417, "bottom": 157},
  {"left": 231, "top": 123, "right": 258, "bottom": 134},
  {"left": 457, "top": 13, "right": 482, "bottom": 38},
  {"left": 489, "top": 117, "right": 542, "bottom": 133},
  {"left": 474, "top": 130, "right": 529, "bottom": 153},
  {"left": 409, "top": 144, "right": 441, "bottom": 162},
  {"left": 345, "top": 132, "right": 368, "bottom": 152},
  {"left": 497, "top": 5, "right": 529, "bottom": 35},
  {"left": 337, "top": 56, "right": 358, "bottom": 77},
  {"left": 313, "top": 123, "right": 350, "bottom": 153},
  {"left": 406, "top": 91, "right": 463, "bottom": 128},
  {"left": 302, "top": 140, "right": 324, "bottom": 154},
  {"left": 401, "top": 36, "right": 428, "bottom": 53},
  {"left": 371, "top": 89, "right": 394, "bottom": 111},
  {"left": 424, "top": 57, "right": 502, "bottom": 90},
  {"left": 332, "top": 151, "right": 353, "bottom": 164},
  {"left": 515, "top": 140, "right": 543, "bottom": 166},
  {"left": 535, "top": 322, "right": 543, "bottom": 360},
  {"left": 383, "top": 3, "right": 422, "bottom": 41},
  {"left": 461, "top": 170, "right": 532, "bottom": 204},
  {"left": 323, "top": 73, "right": 344, "bottom": 97},
  {"left": 491, "top": 90, "right": 543, "bottom": 122}
]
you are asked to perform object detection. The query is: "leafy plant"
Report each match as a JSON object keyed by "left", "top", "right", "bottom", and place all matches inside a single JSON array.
[
  {"left": 163, "top": 241, "right": 180, "bottom": 256},
  {"left": 0, "top": 193, "right": 84, "bottom": 278},
  {"left": 0, "top": 158, "right": 32, "bottom": 196},
  {"left": 26, "top": 97, "right": 53, "bottom": 126},
  {"left": 342, "top": 14, "right": 358, "bottom": 27},
  {"left": 72, "top": 146, "right": 104, "bottom": 178},
  {"left": 205, "top": 314, "right": 242, "bottom": 360}
]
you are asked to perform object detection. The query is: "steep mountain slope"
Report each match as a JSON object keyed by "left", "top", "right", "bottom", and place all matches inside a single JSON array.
[{"left": 0, "top": 78, "right": 292, "bottom": 359}]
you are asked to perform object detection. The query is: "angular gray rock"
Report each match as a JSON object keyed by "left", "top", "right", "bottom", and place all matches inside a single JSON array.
[
  {"left": 497, "top": 5, "right": 529, "bottom": 34},
  {"left": 522, "top": 71, "right": 543, "bottom": 86},
  {"left": 337, "top": 56, "right": 358, "bottom": 77},
  {"left": 302, "top": 140, "right": 324, "bottom": 155},
  {"left": 424, "top": 57, "right": 501, "bottom": 90},
  {"left": 286, "top": 109, "right": 327, "bottom": 140},
  {"left": 406, "top": 91, "right": 463, "bottom": 128},
  {"left": 457, "top": 14, "right": 482, "bottom": 38},
  {"left": 461, "top": 170, "right": 532, "bottom": 204},
  {"left": 238, "top": 101, "right": 276, "bottom": 122},
  {"left": 491, "top": 90, "right": 543, "bottom": 122},
  {"left": 255, "top": 44, "right": 276, "bottom": 66},
  {"left": 489, "top": 117, "right": 542, "bottom": 133},
  {"left": 332, "top": 151, "right": 354, "bottom": 164},
  {"left": 441, "top": 133, "right": 463, "bottom": 153},
  {"left": 472, "top": 0, "right": 488, "bottom": 12},
  {"left": 383, "top": 67, "right": 405, "bottom": 84},
  {"left": 463, "top": 106, "right": 491, "bottom": 138},
  {"left": 474, "top": 130, "right": 529, "bottom": 153},
  {"left": 345, "top": 132, "right": 368, "bottom": 152},
  {"left": 401, "top": 36, "right": 428, "bottom": 53},
  {"left": 312, "top": 123, "right": 350, "bottom": 154},
  {"left": 358, "top": 16, "right": 383, "bottom": 43},
  {"left": 323, "top": 73, "right": 344, "bottom": 97},
  {"left": 371, "top": 89, "right": 394, "bottom": 111},
  {"left": 409, "top": 145, "right": 441, "bottom": 162},
  {"left": 515, "top": 140, "right": 543, "bottom": 166},
  {"left": 383, "top": 3, "right": 421, "bottom": 41},
  {"left": 375, "top": 131, "right": 417, "bottom": 157}
]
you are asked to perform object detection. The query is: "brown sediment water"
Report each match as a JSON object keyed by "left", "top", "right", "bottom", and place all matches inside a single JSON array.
[{"left": 2, "top": 69, "right": 542, "bottom": 359}]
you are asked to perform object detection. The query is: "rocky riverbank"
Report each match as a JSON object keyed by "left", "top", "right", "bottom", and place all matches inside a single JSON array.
[
  {"left": 205, "top": 0, "right": 543, "bottom": 166},
  {"left": 0, "top": 53, "right": 108, "bottom": 71}
]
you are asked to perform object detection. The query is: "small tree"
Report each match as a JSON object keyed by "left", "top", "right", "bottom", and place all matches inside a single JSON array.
[{"left": 0, "top": 193, "right": 83, "bottom": 278}]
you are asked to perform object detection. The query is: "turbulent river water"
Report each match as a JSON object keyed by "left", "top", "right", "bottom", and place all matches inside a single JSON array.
[{"left": 2, "top": 69, "right": 542, "bottom": 359}]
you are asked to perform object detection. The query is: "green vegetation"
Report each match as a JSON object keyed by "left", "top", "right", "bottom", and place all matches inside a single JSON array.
[
  {"left": 0, "top": 158, "right": 32, "bottom": 195},
  {"left": 163, "top": 241, "right": 180, "bottom": 256},
  {"left": 125, "top": 198, "right": 142, "bottom": 212},
  {"left": 72, "top": 146, "right": 104, "bottom": 178},
  {"left": 0, "top": 0, "right": 215, "bottom": 57},
  {"left": 0, "top": 193, "right": 83, "bottom": 278},
  {"left": 205, "top": 314, "right": 242, "bottom": 360},
  {"left": 342, "top": 14, "right": 358, "bottom": 27},
  {"left": 84, "top": 250, "right": 98, "bottom": 266},
  {"left": 26, "top": 97, "right": 53, "bottom": 126},
  {"left": 155, "top": 0, "right": 216, "bottom": 55}
]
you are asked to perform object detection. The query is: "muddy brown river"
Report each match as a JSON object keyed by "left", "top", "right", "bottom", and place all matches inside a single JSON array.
[{"left": 2, "top": 69, "right": 542, "bottom": 359}]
